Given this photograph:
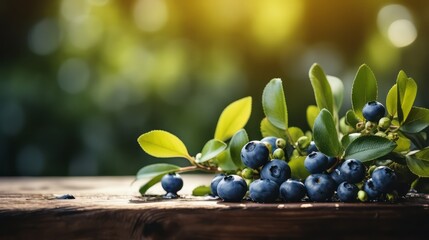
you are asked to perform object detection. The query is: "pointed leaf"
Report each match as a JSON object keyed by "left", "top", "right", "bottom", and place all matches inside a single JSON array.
[
  {"left": 136, "top": 163, "right": 181, "bottom": 180},
  {"left": 386, "top": 84, "right": 397, "bottom": 117},
  {"left": 260, "top": 118, "right": 287, "bottom": 139},
  {"left": 352, "top": 64, "right": 378, "bottom": 119},
  {"left": 345, "top": 109, "right": 360, "bottom": 128},
  {"left": 344, "top": 136, "right": 397, "bottom": 162},
  {"left": 396, "top": 71, "right": 417, "bottom": 123},
  {"left": 139, "top": 174, "right": 165, "bottom": 195},
  {"left": 288, "top": 156, "right": 310, "bottom": 180},
  {"left": 406, "top": 156, "right": 429, "bottom": 177},
  {"left": 229, "top": 129, "right": 248, "bottom": 169},
  {"left": 262, "top": 78, "right": 288, "bottom": 130},
  {"left": 192, "top": 185, "right": 212, "bottom": 196},
  {"left": 394, "top": 135, "right": 411, "bottom": 153},
  {"left": 138, "top": 130, "right": 191, "bottom": 159},
  {"left": 400, "top": 107, "right": 429, "bottom": 133},
  {"left": 306, "top": 105, "right": 320, "bottom": 130},
  {"left": 341, "top": 133, "right": 361, "bottom": 149},
  {"left": 288, "top": 127, "right": 304, "bottom": 144},
  {"left": 415, "top": 148, "right": 429, "bottom": 162},
  {"left": 327, "top": 75, "right": 344, "bottom": 111},
  {"left": 313, "top": 109, "right": 342, "bottom": 157},
  {"left": 214, "top": 96, "right": 252, "bottom": 141},
  {"left": 197, "top": 139, "right": 227, "bottom": 163},
  {"left": 309, "top": 64, "right": 334, "bottom": 114}
]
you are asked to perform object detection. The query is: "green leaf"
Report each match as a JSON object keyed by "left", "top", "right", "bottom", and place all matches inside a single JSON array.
[
  {"left": 394, "top": 135, "right": 411, "bottom": 153},
  {"left": 351, "top": 64, "right": 378, "bottom": 119},
  {"left": 214, "top": 96, "right": 252, "bottom": 141},
  {"left": 262, "top": 78, "right": 288, "bottom": 130},
  {"left": 136, "top": 163, "right": 181, "bottom": 195},
  {"left": 288, "top": 156, "right": 310, "bottom": 180},
  {"left": 229, "top": 129, "right": 248, "bottom": 169},
  {"left": 386, "top": 84, "right": 397, "bottom": 117},
  {"left": 215, "top": 149, "right": 237, "bottom": 171},
  {"left": 138, "top": 130, "right": 191, "bottom": 159},
  {"left": 341, "top": 133, "right": 361, "bottom": 149},
  {"left": 192, "top": 185, "right": 212, "bottom": 196},
  {"left": 309, "top": 64, "right": 334, "bottom": 114},
  {"left": 313, "top": 109, "right": 342, "bottom": 157},
  {"left": 327, "top": 75, "right": 344, "bottom": 111},
  {"left": 197, "top": 139, "right": 227, "bottom": 163},
  {"left": 306, "top": 105, "right": 320, "bottom": 130},
  {"left": 406, "top": 156, "right": 429, "bottom": 177},
  {"left": 400, "top": 107, "right": 429, "bottom": 133},
  {"left": 260, "top": 118, "right": 287, "bottom": 139},
  {"left": 344, "top": 136, "right": 397, "bottom": 162},
  {"left": 345, "top": 109, "right": 360, "bottom": 128},
  {"left": 415, "top": 148, "right": 429, "bottom": 162},
  {"left": 288, "top": 127, "right": 304, "bottom": 144},
  {"left": 396, "top": 71, "right": 417, "bottom": 123},
  {"left": 136, "top": 163, "right": 181, "bottom": 180}
]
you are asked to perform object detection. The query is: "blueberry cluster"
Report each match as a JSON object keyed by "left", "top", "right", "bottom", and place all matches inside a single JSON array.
[{"left": 209, "top": 136, "right": 400, "bottom": 203}]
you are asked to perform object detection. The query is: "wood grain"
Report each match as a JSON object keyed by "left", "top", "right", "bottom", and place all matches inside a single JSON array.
[{"left": 0, "top": 175, "right": 428, "bottom": 239}]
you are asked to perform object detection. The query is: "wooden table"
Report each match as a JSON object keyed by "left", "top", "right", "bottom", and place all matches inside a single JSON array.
[{"left": 1, "top": 175, "right": 428, "bottom": 239}]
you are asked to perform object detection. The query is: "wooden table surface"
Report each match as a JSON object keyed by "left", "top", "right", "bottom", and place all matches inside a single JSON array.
[{"left": 1, "top": 175, "right": 429, "bottom": 240}]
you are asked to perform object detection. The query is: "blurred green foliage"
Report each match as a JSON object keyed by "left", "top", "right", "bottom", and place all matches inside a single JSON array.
[{"left": 1, "top": 0, "right": 429, "bottom": 176}]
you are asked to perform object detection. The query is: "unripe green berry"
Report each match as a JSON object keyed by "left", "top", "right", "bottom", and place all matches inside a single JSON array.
[
  {"left": 365, "top": 121, "right": 376, "bottom": 131},
  {"left": 292, "top": 149, "right": 300, "bottom": 157},
  {"left": 375, "top": 131, "right": 387, "bottom": 138},
  {"left": 378, "top": 117, "right": 391, "bottom": 130},
  {"left": 263, "top": 142, "right": 273, "bottom": 153},
  {"left": 368, "top": 165, "right": 377, "bottom": 176},
  {"left": 273, "top": 148, "right": 285, "bottom": 160},
  {"left": 358, "top": 190, "right": 368, "bottom": 202},
  {"left": 241, "top": 168, "right": 254, "bottom": 179},
  {"left": 276, "top": 138, "right": 287, "bottom": 149},
  {"left": 245, "top": 178, "right": 253, "bottom": 188},
  {"left": 356, "top": 122, "right": 365, "bottom": 132},
  {"left": 297, "top": 136, "right": 310, "bottom": 150},
  {"left": 236, "top": 170, "right": 242, "bottom": 176}
]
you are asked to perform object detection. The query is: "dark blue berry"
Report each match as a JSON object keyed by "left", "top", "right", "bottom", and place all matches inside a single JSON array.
[
  {"left": 261, "top": 136, "right": 278, "bottom": 153},
  {"left": 161, "top": 173, "right": 183, "bottom": 194},
  {"left": 371, "top": 166, "right": 397, "bottom": 193},
  {"left": 362, "top": 101, "right": 386, "bottom": 122},
  {"left": 217, "top": 175, "right": 247, "bottom": 202},
  {"left": 279, "top": 179, "right": 306, "bottom": 202},
  {"left": 260, "top": 159, "right": 291, "bottom": 186},
  {"left": 306, "top": 141, "right": 318, "bottom": 154},
  {"left": 337, "top": 182, "right": 359, "bottom": 202},
  {"left": 363, "top": 178, "right": 381, "bottom": 200},
  {"left": 241, "top": 141, "right": 270, "bottom": 169},
  {"left": 304, "top": 152, "right": 329, "bottom": 174},
  {"left": 249, "top": 179, "right": 279, "bottom": 203},
  {"left": 210, "top": 174, "right": 225, "bottom": 197},
  {"left": 304, "top": 174, "right": 336, "bottom": 202},
  {"left": 339, "top": 159, "right": 366, "bottom": 184},
  {"left": 330, "top": 168, "right": 344, "bottom": 187}
]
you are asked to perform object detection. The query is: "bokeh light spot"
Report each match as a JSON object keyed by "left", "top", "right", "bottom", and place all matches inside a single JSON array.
[
  {"left": 133, "top": 0, "right": 168, "bottom": 32},
  {"left": 387, "top": 19, "right": 417, "bottom": 48},
  {"left": 58, "top": 58, "right": 91, "bottom": 94},
  {"left": 61, "top": 0, "right": 90, "bottom": 22},
  {"left": 28, "top": 19, "right": 61, "bottom": 55}
]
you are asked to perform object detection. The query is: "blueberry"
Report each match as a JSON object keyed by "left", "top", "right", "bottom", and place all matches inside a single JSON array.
[
  {"left": 306, "top": 141, "right": 318, "bottom": 154},
  {"left": 304, "top": 174, "right": 336, "bottom": 202},
  {"left": 327, "top": 156, "right": 337, "bottom": 169},
  {"left": 161, "top": 173, "right": 183, "bottom": 194},
  {"left": 260, "top": 159, "right": 291, "bottom": 186},
  {"left": 279, "top": 179, "right": 306, "bottom": 202},
  {"left": 337, "top": 182, "right": 359, "bottom": 202},
  {"left": 371, "top": 166, "right": 397, "bottom": 193},
  {"left": 210, "top": 174, "right": 225, "bottom": 197},
  {"left": 261, "top": 136, "right": 278, "bottom": 153},
  {"left": 362, "top": 101, "right": 386, "bottom": 122},
  {"left": 363, "top": 178, "right": 381, "bottom": 200},
  {"left": 241, "top": 141, "right": 270, "bottom": 169},
  {"left": 339, "top": 159, "right": 366, "bottom": 184},
  {"left": 329, "top": 168, "right": 344, "bottom": 187},
  {"left": 304, "top": 152, "right": 329, "bottom": 174},
  {"left": 249, "top": 179, "right": 279, "bottom": 203},
  {"left": 217, "top": 175, "right": 247, "bottom": 202}
]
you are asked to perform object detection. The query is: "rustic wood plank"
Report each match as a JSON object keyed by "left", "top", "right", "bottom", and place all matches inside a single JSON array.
[{"left": 1, "top": 175, "right": 429, "bottom": 239}]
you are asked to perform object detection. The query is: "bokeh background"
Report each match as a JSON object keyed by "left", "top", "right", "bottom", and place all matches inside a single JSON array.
[{"left": 1, "top": 0, "right": 429, "bottom": 176}]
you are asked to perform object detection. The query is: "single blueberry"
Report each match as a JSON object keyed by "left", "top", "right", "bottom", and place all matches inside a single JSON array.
[
  {"left": 241, "top": 141, "right": 270, "bottom": 169},
  {"left": 217, "top": 175, "right": 247, "bottom": 202},
  {"left": 304, "top": 174, "right": 336, "bottom": 202},
  {"left": 362, "top": 101, "right": 386, "bottom": 122},
  {"left": 279, "top": 179, "right": 306, "bottom": 202},
  {"left": 339, "top": 159, "right": 366, "bottom": 184},
  {"left": 161, "top": 173, "right": 183, "bottom": 194},
  {"left": 306, "top": 141, "right": 318, "bottom": 154},
  {"left": 249, "top": 179, "right": 279, "bottom": 203},
  {"left": 210, "top": 174, "right": 225, "bottom": 197},
  {"left": 327, "top": 156, "right": 337, "bottom": 169},
  {"left": 304, "top": 152, "right": 329, "bottom": 174},
  {"left": 337, "top": 182, "right": 359, "bottom": 202},
  {"left": 261, "top": 136, "right": 278, "bottom": 153},
  {"left": 363, "top": 178, "right": 381, "bottom": 200},
  {"left": 260, "top": 159, "right": 291, "bottom": 186},
  {"left": 371, "top": 166, "right": 397, "bottom": 193}
]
